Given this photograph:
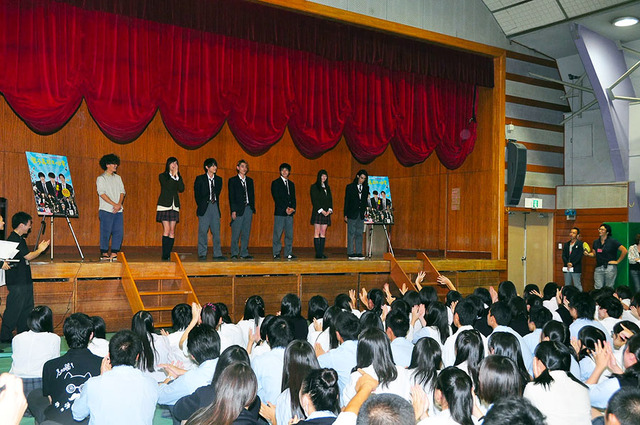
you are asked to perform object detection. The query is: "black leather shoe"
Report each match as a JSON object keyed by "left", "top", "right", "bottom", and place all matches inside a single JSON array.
[
  {"left": 273, "top": 254, "right": 281, "bottom": 259},
  {"left": 213, "top": 256, "right": 227, "bottom": 261},
  {"left": 241, "top": 255, "right": 254, "bottom": 259},
  {"left": 198, "top": 256, "right": 207, "bottom": 261},
  {"left": 230, "top": 255, "right": 238, "bottom": 259},
  {"left": 287, "top": 254, "right": 297, "bottom": 260}
]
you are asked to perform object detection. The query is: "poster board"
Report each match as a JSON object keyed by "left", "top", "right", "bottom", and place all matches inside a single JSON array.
[
  {"left": 26, "top": 152, "right": 79, "bottom": 217},
  {"left": 366, "top": 176, "right": 394, "bottom": 224}
]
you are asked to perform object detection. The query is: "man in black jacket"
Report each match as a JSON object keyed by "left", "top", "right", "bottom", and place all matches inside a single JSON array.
[
  {"left": 194, "top": 158, "right": 225, "bottom": 260},
  {"left": 344, "top": 170, "right": 369, "bottom": 259},
  {"left": 271, "top": 163, "right": 296, "bottom": 259},
  {"left": 228, "top": 159, "right": 255, "bottom": 259},
  {"left": 562, "top": 226, "right": 584, "bottom": 291}
]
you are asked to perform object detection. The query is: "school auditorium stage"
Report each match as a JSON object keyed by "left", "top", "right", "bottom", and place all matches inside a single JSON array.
[{"left": 0, "top": 246, "right": 506, "bottom": 333}]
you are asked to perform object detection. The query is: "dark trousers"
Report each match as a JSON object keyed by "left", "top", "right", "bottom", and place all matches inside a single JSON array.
[
  {"left": 272, "top": 215, "right": 293, "bottom": 256},
  {"left": 230, "top": 205, "right": 253, "bottom": 257},
  {"left": 1, "top": 284, "right": 34, "bottom": 341},
  {"left": 198, "top": 203, "right": 222, "bottom": 257},
  {"left": 28, "top": 388, "right": 88, "bottom": 425}
]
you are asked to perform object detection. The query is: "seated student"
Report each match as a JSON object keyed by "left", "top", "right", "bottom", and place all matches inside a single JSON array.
[
  {"left": 9, "top": 306, "right": 60, "bottom": 394},
  {"left": 487, "top": 301, "right": 533, "bottom": 374},
  {"left": 131, "top": 310, "right": 169, "bottom": 382},
  {"left": 280, "top": 293, "right": 309, "bottom": 341},
  {"left": 443, "top": 299, "right": 488, "bottom": 367},
  {"left": 237, "top": 295, "right": 265, "bottom": 348},
  {"left": 172, "top": 346, "right": 250, "bottom": 422},
  {"left": 524, "top": 341, "right": 590, "bottom": 425},
  {"left": 612, "top": 320, "right": 639, "bottom": 368},
  {"left": 541, "top": 282, "right": 563, "bottom": 321},
  {"left": 575, "top": 325, "right": 609, "bottom": 383},
  {"left": 598, "top": 296, "right": 623, "bottom": 336},
  {"left": 604, "top": 387, "right": 640, "bottom": 425},
  {"left": 413, "top": 301, "right": 450, "bottom": 347},
  {"left": 342, "top": 328, "right": 411, "bottom": 406},
  {"left": 158, "top": 324, "right": 220, "bottom": 406},
  {"left": 385, "top": 309, "right": 414, "bottom": 368},
  {"left": 87, "top": 316, "right": 109, "bottom": 358},
  {"left": 164, "top": 303, "right": 196, "bottom": 370},
  {"left": 416, "top": 367, "right": 478, "bottom": 425},
  {"left": 28, "top": 313, "right": 102, "bottom": 425},
  {"left": 507, "top": 297, "right": 530, "bottom": 337},
  {"left": 523, "top": 306, "right": 552, "bottom": 356},
  {"left": 541, "top": 320, "right": 582, "bottom": 379},
  {"left": 482, "top": 397, "right": 546, "bottom": 425},
  {"left": 488, "top": 332, "right": 531, "bottom": 384},
  {"left": 568, "top": 292, "right": 611, "bottom": 345},
  {"left": 477, "top": 355, "right": 524, "bottom": 413},
  {"left": 248, "top": 315, "right": 275, "bottom": 360},
  {"left": 587, "top": 333, "right": 640, "bottom": 409},
  {"left": 556, "top": 285, "right": 580, "bottom": 327},
  {"left": 453, "top": 329, "right": 484, "bottom": 389},
  {"left": 215, "top": 302, "right": 245, "bottom": 351},
  {"left": 307, "top": 295, "right": 329, "bottom": 347},
  {"left": 317, "top": 311, "right": 360, "bottom": 395},
  {"left": 184, "top": 363, "right": 260, "bottom": 425},
  {"left": 295, "top": 368, "right": 340, "bottom": 425},
  {"left": 312, "top": 305, "right": 341, "bottom": 353},
  {"left": 251, "top": 316, "right": 294, "bottom": 404},
  {"left": 409, "top": 337, "right": 442, "bottom": 418},
  {"left": 621, "top": 293, "right": 640, "bottom": 326},
  {"left": 72, "top": 330, "right": 159, "bottom": 425}
]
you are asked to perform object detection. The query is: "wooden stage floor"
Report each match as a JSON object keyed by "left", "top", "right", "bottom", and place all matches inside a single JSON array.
[{"left": 1, "top": 246, "right": 506, "bottom": 333}]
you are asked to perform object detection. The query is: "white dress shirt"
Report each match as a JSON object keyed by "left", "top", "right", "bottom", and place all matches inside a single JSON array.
[
  {"left": 342, "top": 364, "right": 411, "bottom": 407},
  {"left": 10, "top": 330, "right": 61, "bottom": 378},
  {"left": 524, "top": 370, "right": 591, "bottom": 425}
]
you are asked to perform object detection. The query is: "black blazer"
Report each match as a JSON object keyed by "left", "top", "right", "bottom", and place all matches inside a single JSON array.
[
  {"left": 271, "top": 178, "right": 296, "bottom": 216},
  {"left": 157, "top": 172, "right": 185, "bottom": 208},
  {"left": 194, "top": 173, "right": 222, "bottom": 217},
  {"left": 228, "top": 175, "right": 255, "bottom": 216},
  {"left": 35, "top": 181, "right": 47, "bottom": 194},
  {"left": 310, "top": 183, "right": 333, "bottom": 224},
  {"left": 46, "top": 181, "right": 57, "bottom": 196},
  {"left": 344, "top": 182, "right": 368, "bottom": 220},
  {"left": 562, "top": 240, "right": 583, "bottom": 272}
]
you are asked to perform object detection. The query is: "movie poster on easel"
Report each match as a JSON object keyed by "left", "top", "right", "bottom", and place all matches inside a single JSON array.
[
  {"left": 366, "top": 176, "right": 394, "bottom": 224},
  {"left": 26, "top": 152, "right": 79, "bottom": 218}
]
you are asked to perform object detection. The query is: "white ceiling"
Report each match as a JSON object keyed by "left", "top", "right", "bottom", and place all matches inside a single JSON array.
[{"left": 481, "top": 0, "right": 640, "bottom": 58}]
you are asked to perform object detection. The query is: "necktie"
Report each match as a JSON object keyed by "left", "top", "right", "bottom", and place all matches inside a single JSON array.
[
  {"left": 285, "top": 179, "right": 289, "bottom": 195},
  {"left": 358, "top": 185, "right": 362, "bottom": 199},
  {"left": 242, "top": 180, "right": 248, "bottom": 204},
  {"left": 210, "top": 178, "right": 216, "bottom": 203}
]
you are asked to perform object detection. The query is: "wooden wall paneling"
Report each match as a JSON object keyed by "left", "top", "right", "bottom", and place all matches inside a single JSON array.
[
  {"left": 191, "top": 276, "right": 234, "bottom": 315},
  {"left": 233, "top": 275, "right": 299, "bottom": 320},
  {"left": 300, "top": 273, "right": 358, "bottom": 314},
  {"left": 75, "top": 279, "right": 132, "bottom": 331},
  {"left": 358, "top": 272, "right": 392, "bottom": 296},
  {"left": 553, "top": 208, "right": 629, "bottom": 291}
]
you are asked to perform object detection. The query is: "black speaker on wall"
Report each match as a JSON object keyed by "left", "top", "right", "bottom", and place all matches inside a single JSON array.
[
  {"left": 506, "top": 141, "right": 527, "bottom": 205},
  {"left": 0, "top": 197, "right": 6, "bottom": 240}
]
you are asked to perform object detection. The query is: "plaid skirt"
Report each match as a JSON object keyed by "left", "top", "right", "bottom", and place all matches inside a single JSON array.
[
  {"left": 156, "top": 209, "right": 180, "bottom": 223},
  {"left": 311, "top": 212, "right": 331, "bottom": 226}
]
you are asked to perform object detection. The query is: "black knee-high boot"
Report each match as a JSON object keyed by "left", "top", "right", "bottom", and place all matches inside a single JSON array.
[
  {"left": 167, "top": 237, "right": 175, "bottom": 259},
  {"left": 314, "top": 237, "right": 321, "bottom": 259},
  {"left": 161, "top": 236, "right": 170, "bottom": 260},
  {"left": 319, "top": 237, "right": 327, "bottom": 259}
]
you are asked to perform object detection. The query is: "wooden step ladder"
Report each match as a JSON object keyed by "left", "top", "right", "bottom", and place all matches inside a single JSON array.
[
  {"left": 118, "top": 252, "right": 199, "bottom": 328},
  {"left": 383, "top": 252, "right": 456, "bottom": 299}
]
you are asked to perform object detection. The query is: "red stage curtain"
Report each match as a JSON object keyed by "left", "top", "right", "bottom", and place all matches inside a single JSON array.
[{"left": 0, "top": 0, "right": 482, "bottom": 168}]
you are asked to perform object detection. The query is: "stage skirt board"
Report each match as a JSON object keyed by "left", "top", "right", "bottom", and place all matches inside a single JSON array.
[{"left": 0, "top": 252, "right": 506, "bottom": 333}]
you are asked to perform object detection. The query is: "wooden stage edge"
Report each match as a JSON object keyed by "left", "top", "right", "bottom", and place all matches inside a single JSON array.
[{"left": 1, "top": 249, "right": 507, "bottom": 333}]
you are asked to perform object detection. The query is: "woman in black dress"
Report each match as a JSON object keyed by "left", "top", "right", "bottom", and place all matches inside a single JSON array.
[
  {"left": 310, "top": 170, "right": 332, "bottom": 259},
  {"left": 156, "top": 157, "right": 185, "bottom": 260}
]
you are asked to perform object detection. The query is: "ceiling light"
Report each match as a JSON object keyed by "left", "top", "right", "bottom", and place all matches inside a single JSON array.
[{"left": 612, "top": 17, "right": 639, "bottom": 27}]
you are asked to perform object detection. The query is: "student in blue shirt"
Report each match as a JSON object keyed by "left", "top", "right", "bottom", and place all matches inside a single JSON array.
[
  {"left": 317, "top": 311, "right": 360, "bottom": 396},
  {"left": 251, "top": 317, "right": 293, "bottom": 404},
  {"left": 385, "top": 309, "right": 414, "bottom": 368}
]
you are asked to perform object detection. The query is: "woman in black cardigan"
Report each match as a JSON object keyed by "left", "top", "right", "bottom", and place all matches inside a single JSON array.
[
  {"left": 156, "top": 156, "right": 185, "bottom": 260},
  {"left": 310, "top": 170, "right": 332, "bottom": 259}
]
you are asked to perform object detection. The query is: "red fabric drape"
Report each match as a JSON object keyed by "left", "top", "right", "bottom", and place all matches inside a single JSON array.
[{"left": 0, "top": 0, "right": 482, "bottom": 168}]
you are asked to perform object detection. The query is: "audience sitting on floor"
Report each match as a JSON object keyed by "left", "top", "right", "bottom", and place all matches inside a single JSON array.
[{"left": 3, "top": 278, "right": 640, "bottom": 425}]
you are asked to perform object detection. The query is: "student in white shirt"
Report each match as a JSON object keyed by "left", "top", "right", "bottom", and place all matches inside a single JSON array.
[
  {"left": 342, "top": 328, "right": 411, "bottom": 406},
  {"left": 307, "top": 295, "right": 329, "bottom": 349},
  {"left": 540, "top": 320, "right": 582, "bottom": 379},
  {"left": 237, "top": 295, "right": 265, "bottom": 348},
  {"left": 443, "top": 299, "right": 487, "bottom": 367},
  {"left": 416, "top": 367, "right": 478, "bottom": 425},
  {"left": 477, "top": 355, "right": 524, "bottom": 413},
  {"left": 453, "top": 329, "right": 484, "bottom": 388},
  {"left": 575, "top": 325, "right": 608, "bottom": 383},
  {"left": 10, "top": 306, "right": 60, "bottom": 383},
  {"left": 409, "top": 337, "right": 442, "bottom": 418},
  {"left": 524, "top": 341, "right": 591, "bottom": 425},
  {"left": 487, "top": 332, "right": 531, "bottom": 384},
  {"left": 131, "top": 310, "right": 168, "bottom": 382},
  {"left": 87, "top": 315, "right": 109, "bottom": 358},
  {"left": 162, "top": 304, "right": 196, "bottom": 370},
  {"left": 522, "top": 306, "right": 552, "bottom": 356},
  {"left": 597, "top": 296, "right": 623, "bottom": 336}
]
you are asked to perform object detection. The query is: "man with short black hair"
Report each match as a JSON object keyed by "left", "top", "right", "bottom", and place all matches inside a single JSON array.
[
  {"left": 271, "top": 163, "right": 296, "bottom": 259},
  {"left": 488, "top": 301, "right": 533, "bottom": 373},
  {"left": 0, "top": 212, "right": 49, "bottom": 342},
  {"left": 482, "top": 396, "right": 546, "bottom": 425},
  {"left": 28, "top": 313, "right": 102, "bottom": 425},
  {"left": 385, "top": 309, "right": 413, "bottom": 367},
  {"left": 442, "top": 299, "right": 487, "bottom": 367},
  {"left": 568, "top": 292, "right": 611, "bottom": 345},
  {"left": 598, "top": 296, "right": 623, "bottom": 335},
  {"left": 251, "top": 317, "right": 293, "bottom": 404},
  {"left": 605, "top": 387, "right": 640, "bottom": 425},
  {"left": 586, "top": 223, "right": 627, "bottom": 289},
  {"left": 194, "top": 158, "right": 225, "bottom": 260},
  {"left": 96, "top": 153, "right": 125, "bottom": 260},
  {"left": 228, "top": 159, "right": 255, "bottom": 259},
  {"left": 72, "top": 330, "right": 158, "bottom": 425},
  {"left": 158, "top": 324, "right": 220, "bottom": 406},
  {"left": 318, "top": 311, "right": 360, "bottom": 396},
  {"left": 344, "top": 170, "right": 369, "bottom": 259},
  {"left": 356, "top": 393, "right": 415, "bottom": 425},
  {"left": 563, "top": 227, "right": 584, "bottom": 291}
]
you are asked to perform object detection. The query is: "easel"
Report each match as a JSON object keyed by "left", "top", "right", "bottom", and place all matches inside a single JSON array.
[
  {"left": 35, "top": 212, "right": 84, "bottom": 261},
  {"left": 367, "top": 223, "right": 394, "bottom": 258}
]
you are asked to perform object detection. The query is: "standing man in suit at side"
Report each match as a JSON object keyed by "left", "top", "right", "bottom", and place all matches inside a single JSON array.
[
  {"left": 344, "top": 169, "right": 369, "bottom": 260},
  {"left": 228, "top": 159, "right": 255, "bottom": 259},
  {"left": 271, "top": 163, "right": 296, "bottom": 259},
  {"left": 562, "top": 227, "right": 584, "bottom": 292},
  {"left": 194, "top": 158, "right": 225, "bottom": 261}
]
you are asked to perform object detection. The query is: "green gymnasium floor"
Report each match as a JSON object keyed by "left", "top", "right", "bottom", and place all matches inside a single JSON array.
[{"left": 0, "top": 335, "right": 173, "bottom": 425}]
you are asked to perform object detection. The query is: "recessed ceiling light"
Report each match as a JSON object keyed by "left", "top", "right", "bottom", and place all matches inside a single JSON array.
[{"left": 612, "top": 16, "right": 639, "bottom": 27}]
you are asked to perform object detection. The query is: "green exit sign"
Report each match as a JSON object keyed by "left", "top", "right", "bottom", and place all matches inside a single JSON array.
[{"left": 524, "top": 198, "right": 543, "bottom": 209}]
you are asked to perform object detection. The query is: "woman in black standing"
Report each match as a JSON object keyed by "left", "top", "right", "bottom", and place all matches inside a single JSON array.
[
  {"left": 310, "top": 170, "right": 332, "bottom": 259},
  {"left": 156, "top": 157, "right": 185, "bottom": 260}
]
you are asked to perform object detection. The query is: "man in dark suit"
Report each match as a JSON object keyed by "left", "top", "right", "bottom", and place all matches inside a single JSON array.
[
  {"left": 271, "top": 163, "right": 296, "bottom": 259},
  {"left": 562, "top": 227, "right": 584, "bottom": 291},
  {"left": 194, "top": 158, "right": 225, "bottom": 260},
  {"left": 380, "top": 191, "right": 392, "bottom": 210},
  {"left": 228, "top": 159, "right": 255, "bottom": 259},
  {"left": 344, "top": 170, "right": 369, "bottom": 259},
  {"left": 35, "top": 172, "right": 48, "bottom": 196},
  {"left": 46, "top": 173, "right": 57, "bottom": 197},
  {"left": 56, "top": 174, "right": 73, "bottom": 198}
]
